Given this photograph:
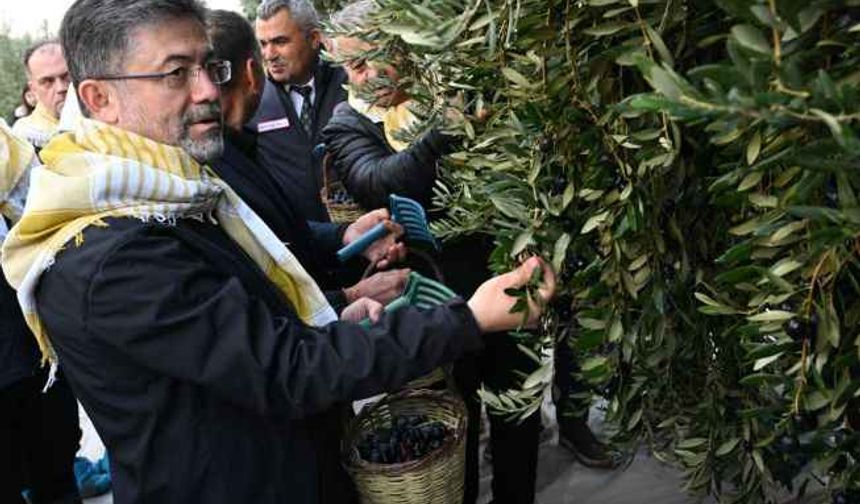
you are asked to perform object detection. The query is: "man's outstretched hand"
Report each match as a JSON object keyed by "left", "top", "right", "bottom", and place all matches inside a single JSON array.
[{"left": 467, "top": 257, "right": 557, "bottom": 333}]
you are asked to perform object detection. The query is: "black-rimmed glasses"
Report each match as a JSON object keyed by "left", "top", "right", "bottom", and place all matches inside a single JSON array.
[{"left": 88, "top": 60, "right": 232, "bottom": 89}]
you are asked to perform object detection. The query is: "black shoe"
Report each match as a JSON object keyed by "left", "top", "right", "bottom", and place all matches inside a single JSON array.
[{"left": 557, "top": 417, "right": 622, "bottom": 469}]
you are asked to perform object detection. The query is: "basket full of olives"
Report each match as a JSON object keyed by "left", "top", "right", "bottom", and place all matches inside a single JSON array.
[{"left": 342, "top": 389, "right": 467, "bottom": 504}]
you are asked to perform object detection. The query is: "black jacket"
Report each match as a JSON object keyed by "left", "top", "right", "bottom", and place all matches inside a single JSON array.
[
  {"left": 320, "top": 102, "right": 450, "bottom": 211},
  {"left": 211, "top": 130, "right": 347, "bottom": 306},
  {"left": 0, "top": 273, "right": 39, "bottom": 389},
  {"left": 247, "top": 60, "right": 348, "bottom": 222},
  {"left": 36, "top": 217, "right": 482, "bottom": 504}
]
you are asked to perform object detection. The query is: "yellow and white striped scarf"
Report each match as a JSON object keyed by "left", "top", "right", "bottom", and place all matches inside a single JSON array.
[
  {"left": 1, "top": 118, "right": 337, "bottom": 365},
  {"left": 0, "top": 120, "right": 36, "bottom": 223},
  {"left": 348, "top": 91, "right": 418, "bottom": 153},
  {"left": 12, "top": 102, "right": 59, "bottom": 149}
]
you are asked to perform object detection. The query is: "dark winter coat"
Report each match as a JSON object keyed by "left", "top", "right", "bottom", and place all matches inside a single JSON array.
[
  {"left": 35, "top": 217, "right": 482, "bottom": 504},
  {"left": 0, "top": 270, "right": 39, "bottom": 389},
  {"left": 320, "top": 102, "right": 450, "bottom": 211}
]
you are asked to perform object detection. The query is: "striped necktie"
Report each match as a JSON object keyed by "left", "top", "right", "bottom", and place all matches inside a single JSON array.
[{"left": 291, "top": 85, "right": 313, "bottom": 138}]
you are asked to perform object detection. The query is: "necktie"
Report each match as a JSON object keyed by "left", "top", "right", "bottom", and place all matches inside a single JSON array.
[{"left": 291, "top": 85, "right": 313, "bottom": 138}]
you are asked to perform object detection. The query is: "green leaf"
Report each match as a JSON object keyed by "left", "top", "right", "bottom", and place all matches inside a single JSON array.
[
  {"left": 731, "top": 24, "right": 771, "bottom": 55},
  {"left": 501, "top": 67, "right": 536, "bottom": 89},
  {"left": 578, "top": 317, "right": 607, "bottom": 330},
  {"left": 695, "top": 292, "right": 727, "bottom": 308},
  {"left": 749, "top": 193, "right": 778, "bottom": 208},
  {"left": 746, "top": 131, "right": 762, "bottom": 166},
  {"left": 747, "top": 310, "right": 794, "bottom": 322},
  {"left": 646, "top": 64, "right": 684, "bottom": 100},
  {"left": 607, "top": 317, "right": 623, "bottom": 343},
  {"left": 511, "top": 230, "right": 535, "bottom": 256},
  {"left": 752, "top": 450, "right": 766, "bottom": 474},
  {"left": 552, "top": 233, "right": 572, "bottom": 273},
  {"left": 810, "top": 108, "right": 845, "bottom": 146},
  {"left": 583, "top": 22, "right": 630, "bottom": 37},
  {"left": 627, "top": 408, "right": 643, "bottom": 429},
  {"left": 716, "top": 438, "right": 740, "bottom": 456},
  {"left": 770, "top": 258, "right": 803, "bottom": 277},
  {"left": 738, "top": 171, "right": 763, "bottom": 192},
  {"left": 677, "top": 437, "right": 708, "bottom": 449},
  {"left": 644, "top": 24, "right": 674, "bottom": 67},
  {"left": 522, "top": 362, "right": 552, "bottom": 389},
  {"left": 581, "top": 211, "right": 610, "bottom": 234},
  {"left": 753, "top": 352, "right": 784, "bottom": 371},
  {"left": 817, "top": 298, "right": 840, "bottom": 348},
  {"left": 717, "top": 243, "right": 753, "bottom": 264},
  {"left": 769, "top": 221, "right": 806, "bottom": 243}
]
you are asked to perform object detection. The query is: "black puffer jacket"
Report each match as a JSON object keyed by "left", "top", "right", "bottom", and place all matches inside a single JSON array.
[{"left": 321, "top": 102, "right": 450, "bottom": 211}]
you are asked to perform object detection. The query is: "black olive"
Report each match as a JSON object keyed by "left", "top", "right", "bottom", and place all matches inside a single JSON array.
[{"left": 784, "top": 319, "right": 806, "bottom": 341}]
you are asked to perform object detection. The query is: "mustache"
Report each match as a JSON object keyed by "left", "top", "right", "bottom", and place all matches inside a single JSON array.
[{"left": 183, "top": 103, "right": 221, "bottom": 126}]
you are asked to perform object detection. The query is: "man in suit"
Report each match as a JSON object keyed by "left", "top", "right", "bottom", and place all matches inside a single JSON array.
[
  {"left": 249, "top": 0, "right": 348, "bottom": 222},
  {"left": 207, "top": 8, "right": 409, "bottom": 310}
]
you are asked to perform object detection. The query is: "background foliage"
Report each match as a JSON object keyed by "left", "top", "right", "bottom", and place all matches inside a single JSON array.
[
  {"left": 339, "top": 0, "right": 860, "bottom": 502},
  {"left": 0, "top": 24, "right": 30, "bottom": 124}
]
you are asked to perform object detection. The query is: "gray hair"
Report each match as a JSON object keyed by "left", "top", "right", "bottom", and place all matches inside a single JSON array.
[
  {"left": 257, "top": 0, "right": 320, "bottom": 34},
  {"left": 330, "top": 0, "right": 378, "bottom": 33},
  {"left": 60, "top": 0, "right": 207, "bottom": 85}
]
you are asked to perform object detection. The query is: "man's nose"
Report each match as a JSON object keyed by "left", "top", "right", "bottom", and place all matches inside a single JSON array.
[
  {"left": 261, "top": 44, "right": 275, "bottom": 61},
  {"left": 191, "top": 69, "right": 220, "bottom": 104}
]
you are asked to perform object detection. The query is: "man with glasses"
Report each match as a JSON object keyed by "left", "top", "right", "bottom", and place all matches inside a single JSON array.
[
  {"left": 13, "top": 41, "right": 70, "bottom": 150},
  {"left": 0, "top": 2, "right": 556, "bottom": 504},
  {"left": 249, "top": 0, "right": 348, "bottom": 222}
]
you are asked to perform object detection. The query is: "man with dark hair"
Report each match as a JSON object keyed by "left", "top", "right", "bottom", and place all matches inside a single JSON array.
[
  {"left": 248, "top": 0, "right": 348, "bottom": 222},
  {"left": 1, "top": 3, "right": 556, "bottom": 504},
  {"left": 207, "top": 9, "right": 409, "bottom": 310},
  {"left": 12, "top": 41, "right": 70, "bottom": 149}
]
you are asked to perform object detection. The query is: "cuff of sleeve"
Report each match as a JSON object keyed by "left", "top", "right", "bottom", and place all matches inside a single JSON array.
[
  {"left": 446, "top": 298, "right": 483, "bottom": 353},
  {"left": 325, "top": 289, "right": 349, "bottom": 314}
]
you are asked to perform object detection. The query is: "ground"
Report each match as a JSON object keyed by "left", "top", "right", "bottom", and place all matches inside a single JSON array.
[{"left": 78, "top": 398, "right": 706, "bottom": 504}]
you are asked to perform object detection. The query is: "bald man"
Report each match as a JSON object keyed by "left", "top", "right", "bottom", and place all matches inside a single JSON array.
[{"left": 13, "top": 41, "right": 70, "bottom": 150}]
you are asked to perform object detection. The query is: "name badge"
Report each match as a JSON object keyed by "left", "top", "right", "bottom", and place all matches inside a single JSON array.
[{"left": 257, "top": 118, "right": 290, "bottom": 133}]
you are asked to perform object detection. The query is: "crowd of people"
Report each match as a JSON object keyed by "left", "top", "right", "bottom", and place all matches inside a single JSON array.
[{"left": 0, "top": 1, "right": 615, "bottom": 503}]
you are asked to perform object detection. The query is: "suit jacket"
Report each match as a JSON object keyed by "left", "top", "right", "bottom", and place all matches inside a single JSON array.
[
  {"left": 211, "top": 130, "right": 347, "bottom": 307},
  {"left": 247, "top": 59, "right": 348, "bottom": 223}
]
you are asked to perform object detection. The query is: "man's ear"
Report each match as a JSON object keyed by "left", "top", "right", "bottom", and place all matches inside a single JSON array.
[
  {"left": 77, "top": 80, "right": 119, "bottom": 123},
  {"left": 245, "top": 58, "right": 262, "bottom": 96},
  {"left": 309, "top": 29, "right": 323, "bottom": 51}
]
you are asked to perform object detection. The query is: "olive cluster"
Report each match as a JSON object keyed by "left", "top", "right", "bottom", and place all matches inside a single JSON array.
[
  {"left": 357, "top": 415, "right": 449, "bottom": 464},
  {"left": 329, "top": 189, "right": 356, "bottom": 205}
]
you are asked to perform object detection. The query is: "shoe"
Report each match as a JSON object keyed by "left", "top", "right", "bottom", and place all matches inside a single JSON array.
[
  {"left": 74, "top": 456, "right": 112, "bottom": 498},
  {"left": 557, "top": 417, "right": 623, "bottom": 469}
]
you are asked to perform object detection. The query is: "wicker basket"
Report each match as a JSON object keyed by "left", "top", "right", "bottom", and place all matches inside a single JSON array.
[
  {"left": 343, "top": 389, "right": 468, "bottom": 504},
  {"left": 321, "top": 150, "right": 365, "bottom": 224}
]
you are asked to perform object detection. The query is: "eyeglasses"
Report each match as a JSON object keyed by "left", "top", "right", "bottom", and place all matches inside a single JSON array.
[{"left": 88, "top": 60, "right": 232, "bottom": 89}]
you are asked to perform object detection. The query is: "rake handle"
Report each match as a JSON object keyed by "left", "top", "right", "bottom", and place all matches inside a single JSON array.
[{"left": 337, "top": 222, "right": 389, "bottom": 262}]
